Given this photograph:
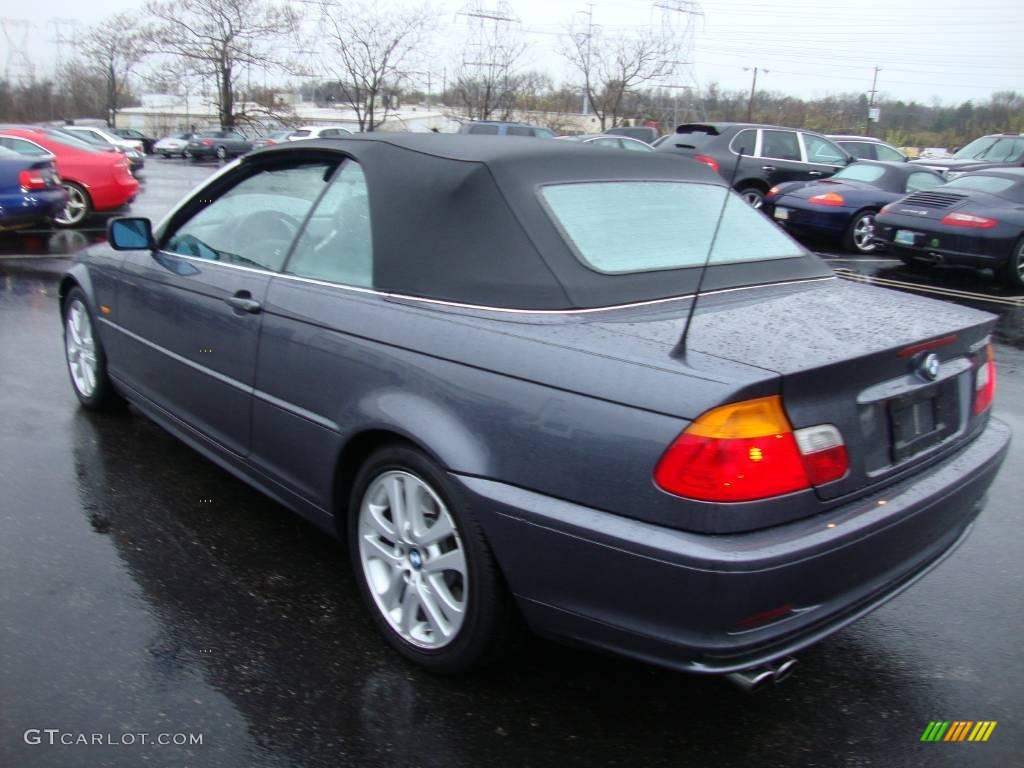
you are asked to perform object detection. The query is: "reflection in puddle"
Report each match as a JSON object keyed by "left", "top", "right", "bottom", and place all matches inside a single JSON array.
[{"left": 0, "top": 227, "right": 105, "bottom": 256}]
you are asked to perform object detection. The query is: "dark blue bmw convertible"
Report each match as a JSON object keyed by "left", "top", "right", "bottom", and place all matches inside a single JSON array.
[{"left": 58, "top": 135, "right": 1010, "bottom": 689}]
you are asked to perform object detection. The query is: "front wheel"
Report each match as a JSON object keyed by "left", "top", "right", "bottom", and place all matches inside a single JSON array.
[
  {"left": 348, "top": 444, "right": 517, "bottom": 673},
  {"left": 54, "top": 182, "right": 91, "bottom": 228},
  {"left": 1001, "top": 237, "right": 1024, "bottom": 289},
  {"left": 216, "top": 146, "right": 227, "bottom": 161},
  {"left": 844, "top": 210, "right": 879, "bottom": 254},
  {"left": 63, "top": 287, "right": 121, "bottom": 410}
]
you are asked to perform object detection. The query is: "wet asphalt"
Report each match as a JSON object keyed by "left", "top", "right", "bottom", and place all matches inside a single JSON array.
[{"left": 1, "top": 160, "right": 1023, "bottom": 768}]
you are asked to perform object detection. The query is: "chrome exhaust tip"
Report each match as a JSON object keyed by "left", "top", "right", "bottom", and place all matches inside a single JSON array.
[{"left": 726, "top": 657, "right": 798, "bottom": 693}]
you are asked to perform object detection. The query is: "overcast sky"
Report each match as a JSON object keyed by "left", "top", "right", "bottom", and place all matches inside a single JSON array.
[{"left": 2, "top": 0, "right": 1021, "bottom": 105}]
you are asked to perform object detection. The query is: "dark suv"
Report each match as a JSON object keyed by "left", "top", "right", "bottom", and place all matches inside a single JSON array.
[
  {"left": 458, "top": 121, "right": 555, "bottom": 138},
  {"left": 911, "top": 133, "right": 1024, "bottom": 180},
  {"left": 655, "top": 122, "right": 852, "bottom": 208}
]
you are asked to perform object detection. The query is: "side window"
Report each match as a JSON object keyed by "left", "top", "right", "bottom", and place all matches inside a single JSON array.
[
  {"left": 876, "top": 144, "right": 905, "bottom": 162},
  {"left": 0, "top": 137, "right": 48, "bottom": 155},
  {"left": 285, "top": 162, "right": 373, "bottom": 288},
  {"left": 163, "top": 162, "right": 336, "bottom": 271},
  {"left": 534, "top": 128, "right": 555, "bottom": 139},
  {"left": 621, "top": 139, "right": 650, "bottom": 151},
  {"left": 228, "top": 132, "right": 245, "bottom": 141},
  {"left": 468, "top": 124, "right": 499, "bottom": 135},
  {"left": 730, "top": 128, "right": 756, "bottom": 155},
  {"left": 506, "top": 126, "right": 532, "bottom": 136},
  {"left": 761, "top": 130, "right": 802, "bottom": 161},
  {"left": 843, "top": 142, "right": 875, "bottom": 160},
  {"left": 802, "top": 133, "right": 847, "bottom": 165},
  {"left": 592, "top": 137, "right": 620, "bottom": 148},
  {"left": 906, "top": 172, "right": 943, "bottom": 193}
]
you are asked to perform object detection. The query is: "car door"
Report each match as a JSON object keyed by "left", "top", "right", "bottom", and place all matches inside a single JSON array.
[
  {"left": 800, "top": 133, "right": 849, "bottom": 181},
  {"left": 225, "top": 131, "right": 250, "bottom": 155},
  {"left": 756, "top": 129, "right": 810, "bottom": 185},
  {"left": 250, "top": 159, "right": 373, "bottom": 505},
  {"left": 115, "top": 157, "right": 337, "bottom": 456}
]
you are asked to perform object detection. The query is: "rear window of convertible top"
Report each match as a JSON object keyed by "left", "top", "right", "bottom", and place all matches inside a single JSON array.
[{"left": 540, "top": 181, "right": 803, "bottom": 274}]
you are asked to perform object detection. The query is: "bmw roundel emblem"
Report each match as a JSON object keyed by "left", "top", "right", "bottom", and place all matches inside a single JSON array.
[
  {"left": 408, "top": 549, "right": 423, "bottom": 570},
  {"left": 920, "top": 353, "right": 941, "bottom": 381}
]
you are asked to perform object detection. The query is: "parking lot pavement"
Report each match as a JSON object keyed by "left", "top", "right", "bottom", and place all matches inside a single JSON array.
[{"left": 1, "top": 162, "right": 1023, "bottom": 767}]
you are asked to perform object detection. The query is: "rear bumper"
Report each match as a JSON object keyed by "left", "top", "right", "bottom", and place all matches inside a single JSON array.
[
  {"left": 457, "top": 417, "right": 1010, "bottom": 673},
  {"left": 89, "top": 176, "right": 140, "bottom": 212},
  {"left": 874, "top": 219, "right": 1015, "bottom": 265},
  {"left": 0, "top": 189, "right": 68, "bottom": 228}
]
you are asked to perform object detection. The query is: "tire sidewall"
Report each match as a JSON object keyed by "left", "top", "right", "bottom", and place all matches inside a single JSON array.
[
  {"left": 63, "top": 288, "right": 114, "bottom": 409},
  {"left": 347, "top": 444, "right": 504, "bottom": 673},
  {"left": 846, "top": 209, "right": 879, "bottom": 254},
  {"left": 737, "top": 186, "right": 765, "bottom": 209},
  {"left": 1002, "top": 237, "right": 1024, "bottom": 289}
]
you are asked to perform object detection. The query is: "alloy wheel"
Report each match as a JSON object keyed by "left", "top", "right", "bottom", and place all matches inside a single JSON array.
[
  {"left": 853, "top": 213, "right": 877, "bottom": 253},
  {"left": 357, "top": 470, "right": 468, "bottom": 649},
  {"left": 741, "top": 190, "right": 764, "bottom": 209},
  {"left": 216, "top": 146, "right": 227, "bottom": 160},
  {"left": 65, "top": 299, "right": 98, "bottom": 398},
  {"left": 54, "top": 184, "right": 87, "bottom": 226}
]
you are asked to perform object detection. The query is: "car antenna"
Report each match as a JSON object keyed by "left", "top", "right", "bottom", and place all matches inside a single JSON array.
[{"left": 672, "top": 144, "right": 749, "bottom": 360}]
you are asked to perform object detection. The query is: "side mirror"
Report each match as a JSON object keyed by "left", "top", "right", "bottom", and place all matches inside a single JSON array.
[{"left": 108, "top": 217, "right": 155, "bottom": 250}]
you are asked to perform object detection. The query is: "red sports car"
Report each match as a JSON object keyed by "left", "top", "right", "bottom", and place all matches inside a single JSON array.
[{"left": 0, "top": 127, "right": 139, "bottom": 227}]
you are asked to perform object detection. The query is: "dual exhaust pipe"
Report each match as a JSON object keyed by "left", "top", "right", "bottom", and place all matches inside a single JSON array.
[{"left": 726, "top": 657, "right": 798, "bottom": 693}]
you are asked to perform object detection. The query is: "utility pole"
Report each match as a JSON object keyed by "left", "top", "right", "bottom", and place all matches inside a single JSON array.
[
  {"left": 864, "top": 65, "right": 881, "bottom": 136},
  {"left": 744, "top": 66, "right": 766, "bottom": 122}
]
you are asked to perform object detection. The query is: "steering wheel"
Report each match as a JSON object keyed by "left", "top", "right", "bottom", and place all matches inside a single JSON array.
[{"left": 234, "top": 210, "right": 301, "bottom": 244}]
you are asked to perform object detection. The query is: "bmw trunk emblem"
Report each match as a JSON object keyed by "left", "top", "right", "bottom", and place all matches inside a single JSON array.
[{"left": 919, "top": 353, "right": 941, "bottom": 381}]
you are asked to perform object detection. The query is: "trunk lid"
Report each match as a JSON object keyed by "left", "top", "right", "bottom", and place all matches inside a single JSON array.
[{"left": 669, "top": 278, "right": 996, "bottom": 500}]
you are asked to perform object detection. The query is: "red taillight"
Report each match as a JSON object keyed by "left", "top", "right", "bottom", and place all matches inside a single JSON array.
[
  {"left": 767, "top": 185, "right": 782, "bottom": 197},
  {"left": 202, "top": 139, "right": 213, "bottom": 146},
  {"left": 18, "top": 169, "right": 47, "bottom": 190},
  {"left": 694, "top": 154, "right": 720, "bottom": 174},
  {"left": 808, "top": 192, "right": 845, "bottom": 207},
  {"left": 974, "top": 343, "right": 996, "bottom": 414},
  {"left": 653, "top": 396, "right": 847, "bottom": 502},
  {"left": 941, "top": 212, "right": 997, "bottom": 229}
]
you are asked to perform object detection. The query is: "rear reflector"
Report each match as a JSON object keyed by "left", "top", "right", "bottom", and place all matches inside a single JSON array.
[
  {"left": 974, "top": 343, "right": 996, "bottom": 414},
  {"left": 654, "top": 396, "right": 848, "bottom": 503}
]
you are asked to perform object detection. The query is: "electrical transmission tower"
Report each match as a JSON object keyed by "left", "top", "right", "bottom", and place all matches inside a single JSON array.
[
  {"left": 653, "top": 0, "right": 705, "bottom": 127},
  {"left": 2, "top": 18, "right": 35, "bottom": 85},
  {"left": 456, "top": 0, "right": 521, "bottom": 118}
]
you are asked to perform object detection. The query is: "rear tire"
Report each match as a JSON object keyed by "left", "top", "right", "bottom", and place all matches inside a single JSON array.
[
  {"left": 348, "top": 444, "right": 518, "bottom": 673},
  {"left": 62, "top": 287, "right": 122, "bottom": 410},
  {"left": 53, "top": 182, "right": 91, "bottom": 228},
  {"left": 844, "top": 210, "right": 879, "bottom": 254},
  {"left": 216, "top": 146, "right": 227, "bottom": 161},
  {"left": 737, "top": 186, "right": 765, "bottom": 209},
  {"left": 1001, "top": 237, "right": 1024, "bottom": 289}
]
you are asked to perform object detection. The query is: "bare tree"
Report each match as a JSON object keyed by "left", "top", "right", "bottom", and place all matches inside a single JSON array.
[
  {"left": 561, "top": 25, "right": 671, "bottom": 131},
  {"left": 320, "top": 1, "right": 437, "bottom": 132},
  {"left": 79, "top": 13, "right": 147, "bottom": 126},
  {"left": 145, "top": 0, "right": 299, "bottom": 129}
]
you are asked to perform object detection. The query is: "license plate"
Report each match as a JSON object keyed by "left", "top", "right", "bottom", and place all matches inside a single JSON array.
[
  {"left": 894, "top": 229, "right": 917, "bottom": 246},
  {"left": 890, "top": 392, "right": 943, "bottom": 462},
  {"left": 773, "top": 207, "right": 790, "bottom": 221}
]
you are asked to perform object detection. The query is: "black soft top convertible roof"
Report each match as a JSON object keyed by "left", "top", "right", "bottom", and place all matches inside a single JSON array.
[{"left": 254, "top": 134, "right": 829, "bottom": 310}]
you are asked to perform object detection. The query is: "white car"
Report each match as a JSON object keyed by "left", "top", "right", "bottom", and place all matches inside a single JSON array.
[
  {"left": 287, "top": 125, "right": 354, "bottom": 141},
  {"left": 154, "top": 132, "right": 196, "bottom": 158},
  {"left": 62, "top": 125, "right": 144, "bottom": 154}
]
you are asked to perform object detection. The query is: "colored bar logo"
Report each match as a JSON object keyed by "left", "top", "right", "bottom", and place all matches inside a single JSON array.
[{"left": 921, "top": 721, "right": 997, "bottom": 742}]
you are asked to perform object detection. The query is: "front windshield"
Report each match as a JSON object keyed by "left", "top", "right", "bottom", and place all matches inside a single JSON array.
[
  {"left": 42, "top": 131, "right": 101, "bottom": 153},
  {"left": 541, "top": 181, "right": 802, "bottom": 273}
]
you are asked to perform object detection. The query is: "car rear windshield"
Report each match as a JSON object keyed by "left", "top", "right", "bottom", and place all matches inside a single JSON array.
[
  {"left": 942, "top": 175, "right": 1018, "bottom": 195},
  {"left": 664, "top": 127, "right": 717, "bottom": 149},
  {"left": 540, "top": 181, "right": 802, "bottom": 273},
  {"left": 42, "top": 131, "right": 100, "bottom": 152},
  {"left": 833, "top": 164, "right": 886, "bottom": 182}
]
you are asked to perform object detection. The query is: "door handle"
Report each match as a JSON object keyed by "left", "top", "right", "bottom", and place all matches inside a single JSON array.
[
  {"left": 761, "top": 165, "right": 776, "bottom": 172},
  {"left": 808, "top": 171, "right": 824, "bottom": 176},
  {"left": 224, "top": 292, "right": 261, "bottom": 313}
]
